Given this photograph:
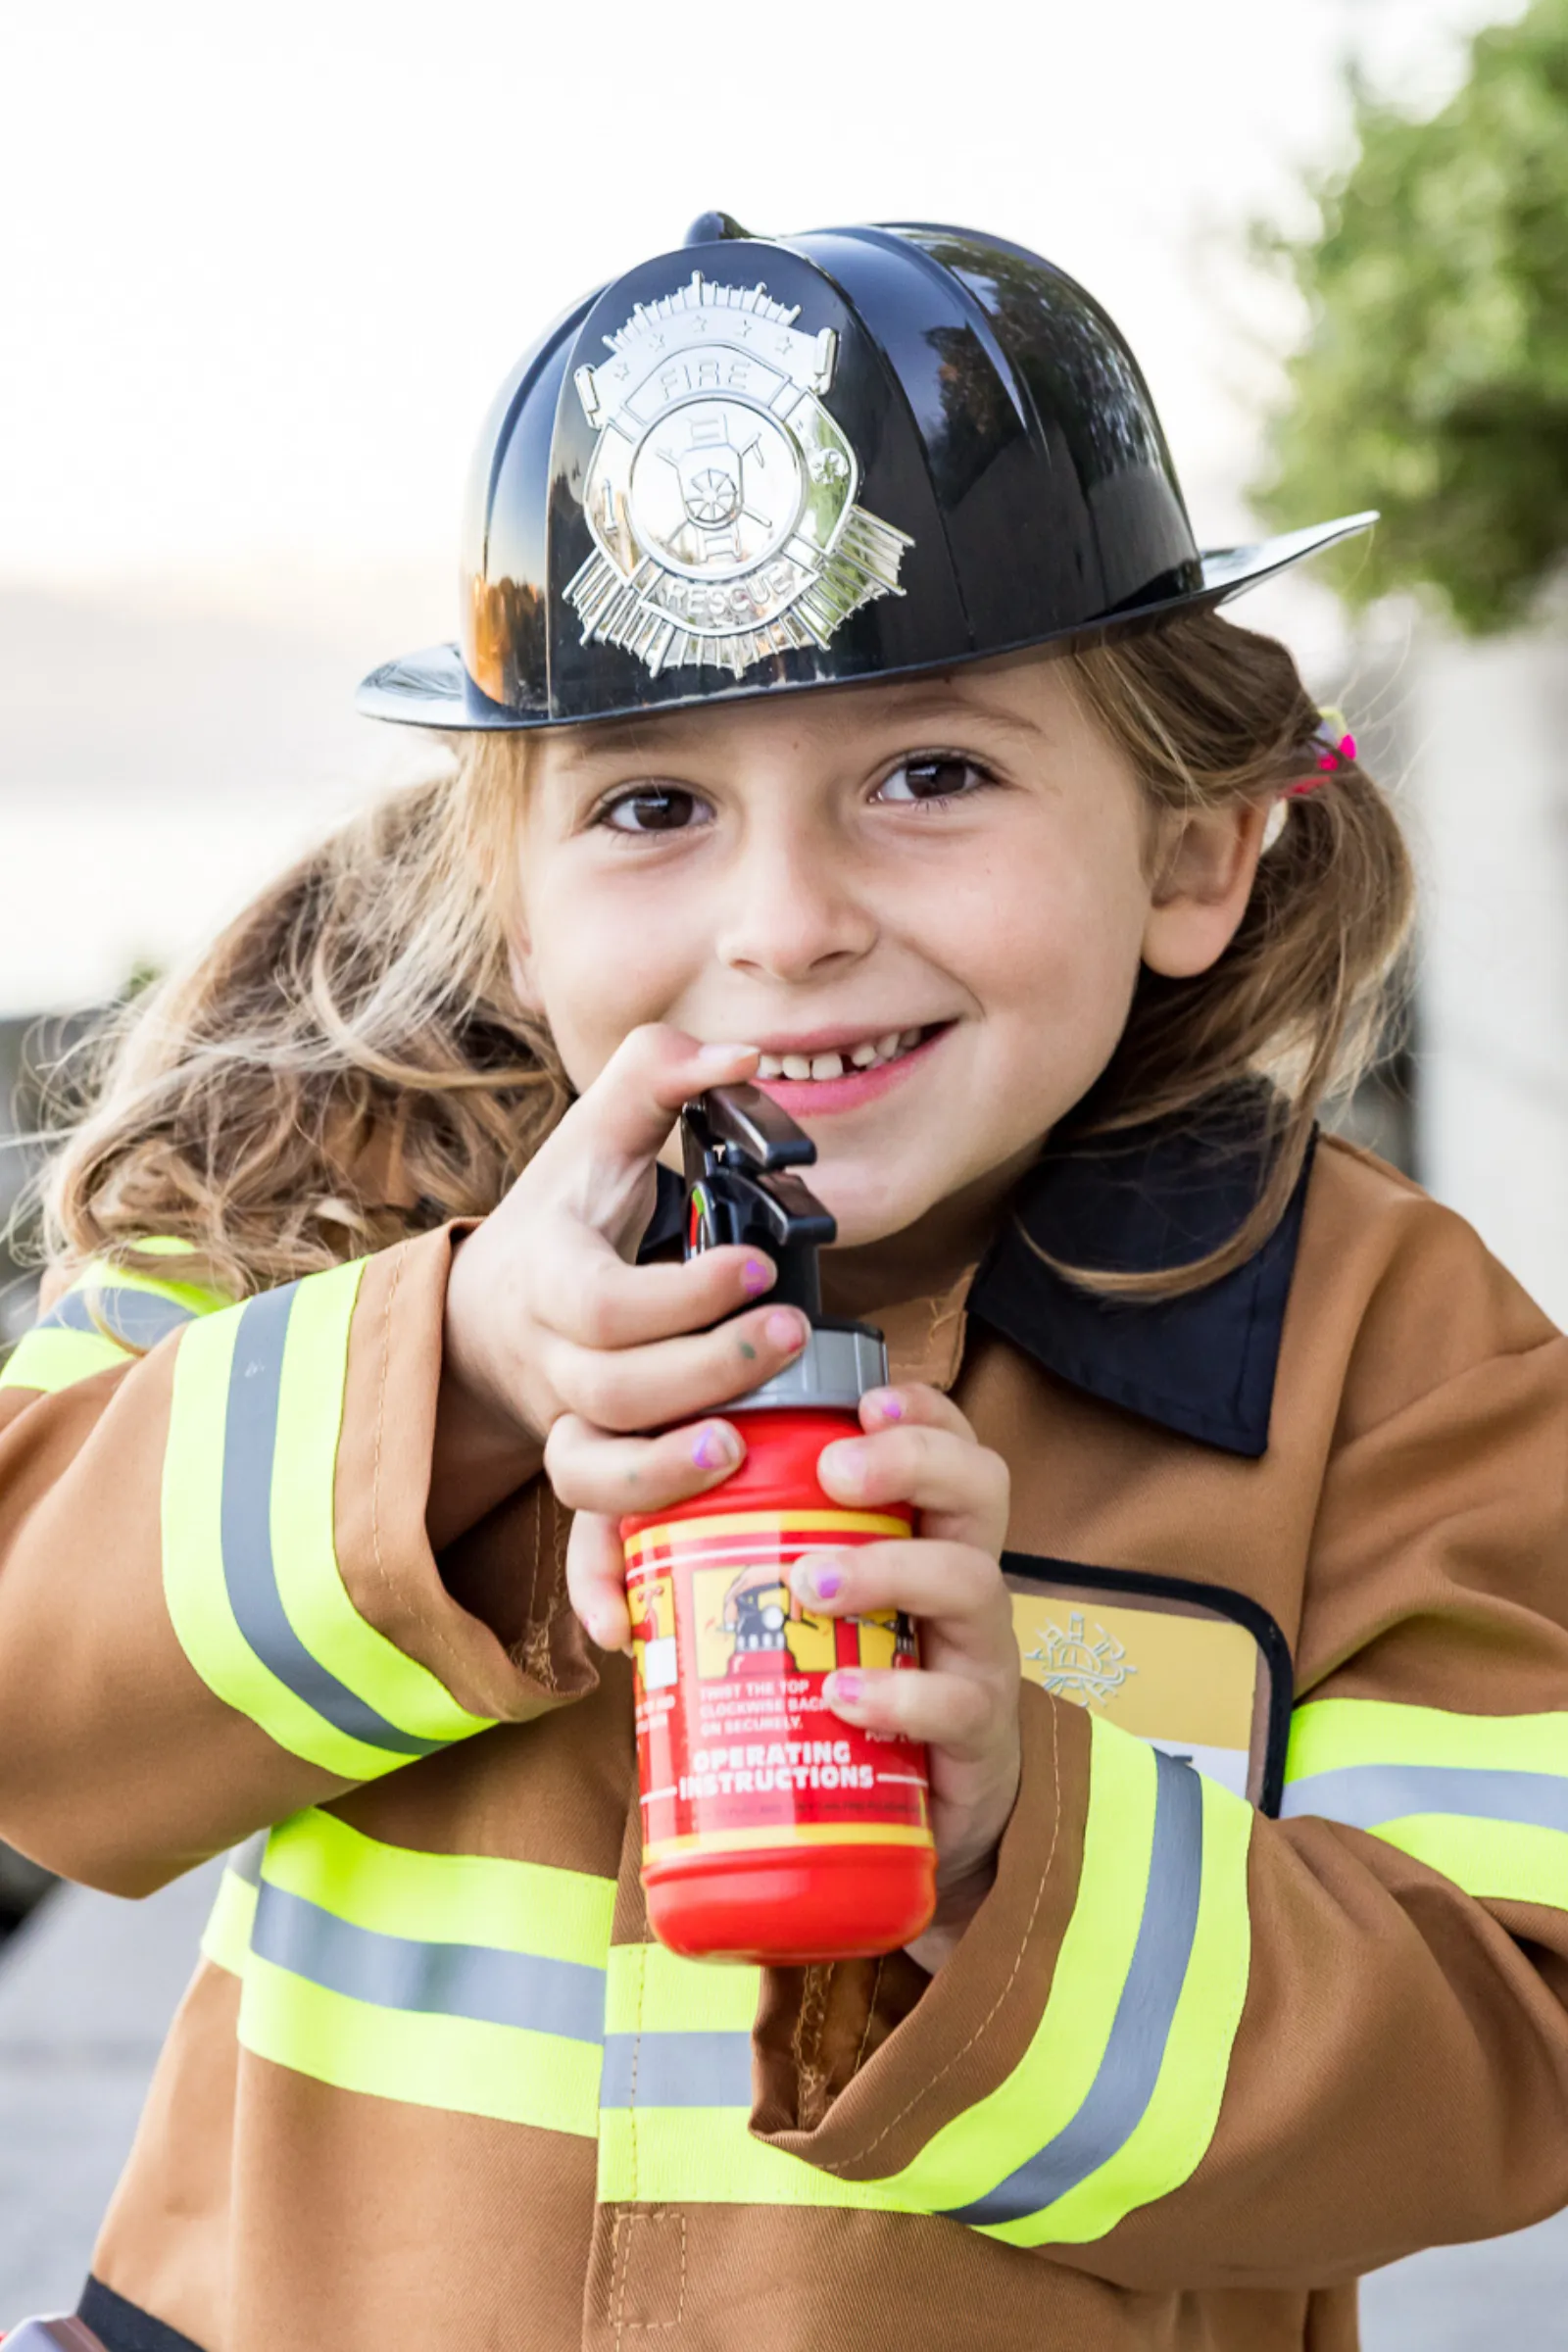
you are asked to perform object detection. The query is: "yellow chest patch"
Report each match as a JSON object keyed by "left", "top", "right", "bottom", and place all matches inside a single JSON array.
[{"left": 1009, "top": 1579, "right": 1272, "bottom": 1804}]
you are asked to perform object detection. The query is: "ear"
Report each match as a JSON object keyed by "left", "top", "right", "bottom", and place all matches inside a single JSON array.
[{"left": 1141, "top": 797, "right": 1271, "bottom": 980}]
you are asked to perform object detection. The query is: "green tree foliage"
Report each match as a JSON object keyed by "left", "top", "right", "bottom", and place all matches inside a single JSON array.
[{"left": 1254, "top": 0, "right": 1568, "bottom": 633}]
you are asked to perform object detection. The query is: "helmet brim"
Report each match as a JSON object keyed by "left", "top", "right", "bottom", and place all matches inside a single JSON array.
[{"left": 356, "top": 511, "right": 1377, "bottom": 732}]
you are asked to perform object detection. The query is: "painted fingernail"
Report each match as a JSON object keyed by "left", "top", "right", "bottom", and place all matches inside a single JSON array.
[
  {"left": 823, "top": 1439, "right": 867, "bottom": 1490},
  {"left": 698, "top": 1041, "right": 756, "bottom": 1062},
  {"left": 866, "top": 1388, "right": 905, "bottom": 1423},
  {"left": 742, "top": 1258, "right": 775, "bottom": 1297},
  {"left": 766, "top": 1309, "right": 808, "bottom": 1352},
  {"left": 794, "top": 1555, "right": 845, "bottom": 1603},
  {"left": 827, "top": 1670, "right": 863, "bottom": 1707},
  {"left": 692, "top": 1422, "right": 739, "bottom": 1471}
]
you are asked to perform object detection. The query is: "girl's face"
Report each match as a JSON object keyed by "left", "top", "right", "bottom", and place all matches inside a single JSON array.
[{"left": 513, "top": 655, "right": 1263, "bottom": 1257}]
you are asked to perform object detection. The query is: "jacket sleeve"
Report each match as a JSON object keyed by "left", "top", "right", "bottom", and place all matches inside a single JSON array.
[
  {"left": 0, "top": 1231, "right": 594, "bottom": 1895},
  {"left": 750, "top": 1216, "right": 1568, "bottom": 2289}
]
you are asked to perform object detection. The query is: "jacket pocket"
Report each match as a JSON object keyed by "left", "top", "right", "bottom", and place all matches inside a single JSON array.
[{"left": 1002, "top": 1554, "right": 1293, "bottom": 1815}]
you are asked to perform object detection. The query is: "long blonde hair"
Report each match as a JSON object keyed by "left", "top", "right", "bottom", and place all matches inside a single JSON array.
[
  {"left": 35, "top": 608, "right": 1412, "bottom": 1303},
  {"left": 35, "top": 741, "right": 564, "bottom": 1301}
]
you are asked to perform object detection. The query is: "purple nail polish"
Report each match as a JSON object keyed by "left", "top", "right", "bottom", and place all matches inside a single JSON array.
[
  {"left": 742, "top": 1258, "right": 773, "bottom": 1297},
  {"left": 692, "top": 1425, "right": 733, "bottom": 1471},
  {"left": 874, "top": 1390, "right": 905, "bottom": 1422},
  {"left": 813, "top": 1567, "right": 844, "bottom": 1600}
]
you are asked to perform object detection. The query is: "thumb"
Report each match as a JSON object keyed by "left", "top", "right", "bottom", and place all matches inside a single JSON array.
[{"left": 551, "top": 1025, "right": 759, "bottom": 1238}]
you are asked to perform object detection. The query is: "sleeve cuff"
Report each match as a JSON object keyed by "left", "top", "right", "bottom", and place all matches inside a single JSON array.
[
  {"left": 752, "top": 1689, "right": 1253, "bottom": 2249},
  {"left": 752, "top": 1684, "right": 1085, "bottom": 2171},
  {"left": 160, "top": 1228, "right": 596, "bottom": 1783}
]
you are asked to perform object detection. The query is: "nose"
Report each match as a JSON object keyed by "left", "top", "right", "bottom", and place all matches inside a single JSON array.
[{"left": 713, "top": 808, "right": 877, "bottom": 985}]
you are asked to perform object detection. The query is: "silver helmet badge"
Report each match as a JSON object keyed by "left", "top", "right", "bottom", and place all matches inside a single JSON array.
[{"left": 566, "top": 271, "right": 913, "bottom": 680}]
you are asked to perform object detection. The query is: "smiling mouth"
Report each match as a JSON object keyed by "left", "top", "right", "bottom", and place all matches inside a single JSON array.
[{"left": 753, "top": 1026, "right": 938, "bottom": 1083}]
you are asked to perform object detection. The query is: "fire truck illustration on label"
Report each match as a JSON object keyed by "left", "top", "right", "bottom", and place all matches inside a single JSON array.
[{"left": 698, "top": 1562, "right": 916, "bottom": 1682}]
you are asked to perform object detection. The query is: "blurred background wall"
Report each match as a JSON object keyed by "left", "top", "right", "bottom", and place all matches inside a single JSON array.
[{"left": 3, "top": 0, "right": 1567, "bottom": 2338}]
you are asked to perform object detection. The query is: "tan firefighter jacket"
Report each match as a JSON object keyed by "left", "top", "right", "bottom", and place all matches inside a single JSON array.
[{"left": 2, "top": 1118, "right": 1568, "bottom": 2352}]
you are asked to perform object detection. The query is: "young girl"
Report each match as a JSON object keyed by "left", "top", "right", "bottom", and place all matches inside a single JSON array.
[{"left": 4, "top": 219, "right": 1567, "bottom": 2352}]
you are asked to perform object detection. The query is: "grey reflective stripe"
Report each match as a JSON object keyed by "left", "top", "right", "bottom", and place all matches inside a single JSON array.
[
  {"left": 251, "top": 1881, "right": 607, "bottom": 2042},
  {"left": 941, "top": 1749, "right": 1204, "bottom": 2228},
  {"left": 600, "top": 2030, "right": 755, "bottom": 2108},
  {"left": 222, "top": 1286, "right": 442, "bottom": 1758},
  {"left": 227, "top": 1832, "right": 268, "bottom": 1887},
  {"left": 1281, "top": 1762, "right": 1568, "bottom": 1836},
  {"left": 38, "top": 1288, "right": 196, "bottom": 1348}
]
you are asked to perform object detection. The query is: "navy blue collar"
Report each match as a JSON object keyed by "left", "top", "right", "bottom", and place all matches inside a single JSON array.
[
  {"left": 645, "top": 1099, "right": 1310, "bottom": 1459},
  {"left": 966, "top": 1103, "right": 1312, "bottom": 1458}
]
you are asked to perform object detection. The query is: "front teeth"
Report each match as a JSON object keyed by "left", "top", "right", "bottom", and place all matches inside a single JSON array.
[{"left": 755, "top": 1028, "right": 927, "bottom": 1083}]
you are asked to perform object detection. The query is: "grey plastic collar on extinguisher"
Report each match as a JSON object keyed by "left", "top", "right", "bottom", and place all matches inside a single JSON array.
[{"left": 732, "top": 1322, "right": 888, "bottom": 1413}]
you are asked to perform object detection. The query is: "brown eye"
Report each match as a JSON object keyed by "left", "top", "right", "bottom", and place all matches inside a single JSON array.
[
  {"left": 601, "top": 786, "right": 710, "bottom": 833},
  {"left": 877, "top": 755, "right": 989, "bottom": 804}
]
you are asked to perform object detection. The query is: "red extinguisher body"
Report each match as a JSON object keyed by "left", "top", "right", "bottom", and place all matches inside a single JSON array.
[{"left": 621, "top": 1404, "right": 936, "bottom": 1964}]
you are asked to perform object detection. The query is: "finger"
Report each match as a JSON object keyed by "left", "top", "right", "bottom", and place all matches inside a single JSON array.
[
  {"left": 788, "top": 1542, "right": 1016, "bottom": 1668},
  {"left": 857, "top": 1383, "right": 979, "bottom": 1442},
  {"left": 823, "top": 1664, "right": 1002, "bottom": 1760},
  {"left": 531, "top": 1236, "right": 776, "bottom": 1350},
  {"left": 814, "top": 1424, "right": 1009, "bottom": 1554},
  {"left": 565, "top": 1507, "right": 633, "bottom": 1653},
  {"left": 546, "top": 1412, "right": 746, "bottom": 1518},
  {"left": 548, "top": 1302, "right": 809, "bottom": 1434},
  {"left": 556, "top": 1025, "right": 760, "bottom": 1179}
]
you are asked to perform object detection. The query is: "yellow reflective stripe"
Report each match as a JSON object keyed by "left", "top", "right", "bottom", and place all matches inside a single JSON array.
[
  {"left": 240, "top": 1952, "right": 603, "bottom": 2134},
  {"left": 597, "top": 2106, "right": 897, "bottom": 2208},
  {"left": 269, "top": 1266, "right": 494, "bottom": 1748},
  {"left": 1, "top": 1244, "right": 229, "bottom": 1395},
  {"left": 1283, "top": 1699, "right": 1568, "bottom": 1906},
  {"left": 601, "top": 1943, "right": 759, "bottom": 2119},
  {"left": 598, "top": 1726, "right": 1252, "bottom": 2230},
  {"left": 265, "top": 1808, "right": 615, "bottom": 1966},
  {"left": 1286, "top": 1697, "right": 1568, "bottom": 1780},
  {"left": 201, "top": 1866, "right": 260, "bottom": 1977},
  {"left": 162, "top": 1265, "right": 493, "bottom": 1777},
  {"left": 605, "top": 1940, "right": 760, "bottom": 2034},
  {"left": 0, "top": 1326, "right": 127, "bottom": 1394},
  {"left": 987, "top": 1771, "right": 1250, "bottom": 2247},
  {"left": 164, "top": 1302, "right": 400, "bottom": 1778},
  {"left": 597, "top": 1914, "right": 888, "bottom": 2201},
  {"left": 839, "top": 1722, "right": 1250, "bottom": 2243},
  {"left": 74, "top": 1251, "right": 230, "bottom": 1320},
  {"left": 858, "top": 1714, "right": 1154, "bottom": 2216},
  {"left": 235, "top": 1809, "right": 613, "bottom": 2135},
  {"left": 1373, "top": 1817, "right": 1568, "bottom": 1904}
]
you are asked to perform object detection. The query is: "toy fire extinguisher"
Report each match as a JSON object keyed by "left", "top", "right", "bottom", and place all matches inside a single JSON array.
[{"left": 620, "top": 1085, "right": 937, "bottom": 1965}]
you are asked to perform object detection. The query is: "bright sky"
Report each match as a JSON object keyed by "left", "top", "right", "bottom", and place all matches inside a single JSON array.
[{"left": 1, "top": 0, "right": 1526, "bottom": 614}]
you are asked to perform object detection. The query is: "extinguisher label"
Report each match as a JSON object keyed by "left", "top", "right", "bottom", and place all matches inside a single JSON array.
[{"left": 625, "top": 1509, "right": 933, "bottom": 1863}]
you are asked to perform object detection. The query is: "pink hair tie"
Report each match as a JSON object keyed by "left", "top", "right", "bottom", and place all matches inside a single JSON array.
[{"left": 1285, "top": 708, "right": 1356, "bottom": 798}]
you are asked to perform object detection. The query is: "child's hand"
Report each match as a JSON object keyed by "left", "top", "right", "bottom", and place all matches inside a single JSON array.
[
  {"left": 796, "top": 1386, "right": 1021, "bottom": 1968},
  {"left": 564, "top": 1381, "right": 1021, "bottom": 1970},
  {"left": 429, "top": 1026, "right": 811, "bottom": 1547}
]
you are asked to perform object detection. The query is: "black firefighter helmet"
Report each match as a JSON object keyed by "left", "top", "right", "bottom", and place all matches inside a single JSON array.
[{"left": 359, "top": 215, "right": 1372, "bottom": 732}]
